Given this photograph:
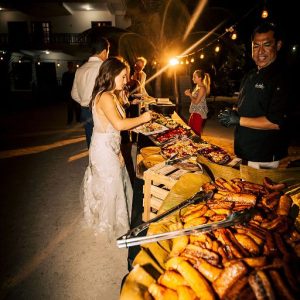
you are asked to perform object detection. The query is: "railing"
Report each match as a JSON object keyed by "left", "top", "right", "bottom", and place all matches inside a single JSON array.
[{"left": 0, "top": 33, "right": 87, "bottom": 49}]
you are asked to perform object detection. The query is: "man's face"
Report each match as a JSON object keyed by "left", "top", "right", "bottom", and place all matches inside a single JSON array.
[
  {"left": 252, "top": 30, "right": 282, "bottom": 69},
  {"left": 134, "top": 60, "right": 144, "bottom": 72}
]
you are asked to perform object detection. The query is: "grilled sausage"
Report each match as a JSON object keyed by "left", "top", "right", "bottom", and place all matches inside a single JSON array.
[
  {"left": 248, "top": 270, "right": 275, "bottom": 300},
  {"left": 269, "top": 270, "right": 296, "bottom": 300},
  {"left": 212, "top": 260, "right": 248, "bottom": 299}
]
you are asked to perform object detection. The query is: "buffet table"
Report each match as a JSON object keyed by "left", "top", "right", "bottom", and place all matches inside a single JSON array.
[{"left": 122, "top": 108, "right": 300, "bottom": 300}]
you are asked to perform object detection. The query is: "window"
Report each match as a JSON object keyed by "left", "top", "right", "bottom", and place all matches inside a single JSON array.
[
  {"left": 32, "top": 22, "right": 51, "bottom": 45},
  {"left": 7, "top": 22, "right": 29, "bottom": 48},
  {"left": 91, "top": 21, "right": 112, "bottom": 28}
]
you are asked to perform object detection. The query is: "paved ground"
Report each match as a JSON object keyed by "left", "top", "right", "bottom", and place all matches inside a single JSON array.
[{"left": 0, "top": 102, "right": 129, "bottom": 300}]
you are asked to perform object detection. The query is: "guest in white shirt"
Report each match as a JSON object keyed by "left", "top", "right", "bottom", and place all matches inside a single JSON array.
[{"left": 71, "top": 37, "right": 110, "bottom": 148}]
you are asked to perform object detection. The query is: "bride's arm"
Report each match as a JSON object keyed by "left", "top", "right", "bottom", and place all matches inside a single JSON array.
[{"left": 96, "top": 92, "right": 152, "bottom": 131}]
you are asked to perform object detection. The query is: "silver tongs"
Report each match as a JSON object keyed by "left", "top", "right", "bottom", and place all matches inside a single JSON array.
[
  {"left": 165, "top": 154, "right": 194, "bottom": 166},
  {"left": 116, "top": 190, "right": 213, "bottom": 248},
  {"left": 284, "top": 182, "right": 300, "bottom": 196},
  {"left": 117, "top": 208, "right": 254, "bottom": 248}
]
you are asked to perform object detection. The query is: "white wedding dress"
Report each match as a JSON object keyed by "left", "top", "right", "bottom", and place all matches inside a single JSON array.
[{"left": 81, "top": 94, "right": 133, "bottom": 239}]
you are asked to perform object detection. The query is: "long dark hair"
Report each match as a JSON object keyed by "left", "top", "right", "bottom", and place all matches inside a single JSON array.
[{"left": 90, "top": 57, "right": 127, "bottom": 109}]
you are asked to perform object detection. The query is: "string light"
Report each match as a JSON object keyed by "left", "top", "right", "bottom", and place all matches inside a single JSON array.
[
  {"left": 170, "top": 4, "right": 259, "bottom": 62},
  {"left": 231, "top": 31, "right": 237, "bottom": 40},
  {"left": 226, "top": 25, "right": 238, "bottom": 40},
  {"left": 261, "top": 9, "right": 268, "bottom": 18},
  {"left": 12, "top": 57, "right": 82, "bottom": 68},
  {"left": 261, "top": 0, "right": 268, "bottom": 18}
]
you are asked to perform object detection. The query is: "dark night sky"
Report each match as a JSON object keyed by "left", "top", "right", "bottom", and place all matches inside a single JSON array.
[
  {"left": 186, "top": 0, "right": 299, "bottom": 46},
  {"left": 1, "top": 0, "right": 298, "bottom": 45}
]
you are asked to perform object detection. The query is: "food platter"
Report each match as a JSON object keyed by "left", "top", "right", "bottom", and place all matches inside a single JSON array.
[
  {"left": 161, "top": 138, "right": 203, "bottom": 159},
  {"left": 132, "top": 122, "right": 168, "bottom": 136},
  {"left": 120, "top": 175, "right": 300, "bottom": 300},
  {"left": 150, "top": 126, "right": 192, "bottom": 145},
  {"left": 152, "top": 113, "right": 179, "bottom": 129},
  {"left": 198, "top": 144, "right": 232, "bottom": 165}
]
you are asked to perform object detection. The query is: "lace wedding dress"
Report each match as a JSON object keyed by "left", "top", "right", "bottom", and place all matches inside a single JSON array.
[{"left": 81, "top": 94, "right": 133, "bottom": 239}]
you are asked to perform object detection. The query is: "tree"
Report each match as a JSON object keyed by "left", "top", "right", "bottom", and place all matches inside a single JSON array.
[{"left": 124, "top": 0, "right": 191, "bottom": 96}]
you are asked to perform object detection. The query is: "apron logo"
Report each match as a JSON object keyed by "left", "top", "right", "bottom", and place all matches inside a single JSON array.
[{"left": 255, "top": 83, "right": 264, "bottom": 89}]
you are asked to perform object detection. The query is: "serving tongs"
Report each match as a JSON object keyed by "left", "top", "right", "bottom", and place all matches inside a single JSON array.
[
  {"left": 117, "top": 207, "right": 254, "bottom": 248},
  {"left": 165, "top": 154, "right": 194, "bottom": 166},
  {"left": 284, "top": 182, "right": 300, "bottom": 196},
  {"left": 116, "top": 190, "right": 213, "bottom": 248}
]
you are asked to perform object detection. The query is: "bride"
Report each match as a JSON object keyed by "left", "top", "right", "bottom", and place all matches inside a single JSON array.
[{"left": 81, "top": 57, "right": 152, "bottom": 238}]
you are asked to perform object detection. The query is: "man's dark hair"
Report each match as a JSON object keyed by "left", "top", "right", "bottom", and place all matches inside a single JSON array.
[
  {"left": 251, "top": 21, "right": 282, "bottom": 42},
  {"left": 90, "top": 37, "right": 110, "bottom": 55}
]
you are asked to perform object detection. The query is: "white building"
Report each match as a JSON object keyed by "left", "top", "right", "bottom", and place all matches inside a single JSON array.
[{"left": 0, "top": 1, "right": 130, "bottom": 95}]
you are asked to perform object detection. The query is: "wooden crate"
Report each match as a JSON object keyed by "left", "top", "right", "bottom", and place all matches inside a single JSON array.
[{"left": 142, "top": 162, "right": 201, "bottom": 221}]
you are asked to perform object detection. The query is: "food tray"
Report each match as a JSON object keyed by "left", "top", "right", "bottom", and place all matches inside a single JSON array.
[
  {"left": 198, "top": 143, "right": 232, "bottom": 165},
  {"left": 132, "top": 122, "right": 168, "bottom": 136},
  {"left": 148, "top": 126, "right": 193, "bottom": 146},
  {"left": 160, "top": 138, "right": 205, "bottom": 159}
]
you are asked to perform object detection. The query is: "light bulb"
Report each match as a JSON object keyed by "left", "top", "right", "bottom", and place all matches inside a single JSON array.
[{"left": 261, "top": 9, "right": 268, "bottom": 18}]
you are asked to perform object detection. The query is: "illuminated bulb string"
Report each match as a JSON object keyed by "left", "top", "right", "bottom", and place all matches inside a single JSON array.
[{"left": 177, "top": 3, "right": 259, "bottom": 60}]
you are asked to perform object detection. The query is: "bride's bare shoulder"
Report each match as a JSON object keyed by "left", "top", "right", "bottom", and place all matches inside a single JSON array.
[{"left": 96, "top": 91, "right": 114, "bottom": 104}]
